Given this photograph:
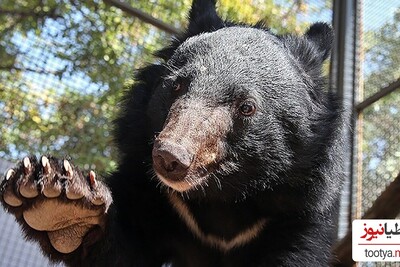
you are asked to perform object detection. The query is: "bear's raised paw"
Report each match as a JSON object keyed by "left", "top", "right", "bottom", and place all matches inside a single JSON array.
[{"left": 0, "top": 156, "right": 112, "bottom": 254}]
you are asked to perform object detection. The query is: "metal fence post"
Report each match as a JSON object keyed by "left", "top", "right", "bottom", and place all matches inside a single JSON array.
[{"left": 330, "top": 0, "right": 360, "bottom": 237}]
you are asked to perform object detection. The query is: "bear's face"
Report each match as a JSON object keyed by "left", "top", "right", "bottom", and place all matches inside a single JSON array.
[{"left": 149, "top": 26, "right": 331, "bottom": 198}]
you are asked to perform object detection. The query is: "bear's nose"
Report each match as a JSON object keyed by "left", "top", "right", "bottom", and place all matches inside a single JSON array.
[{"left": 152, "top": 140, "right": 193, "bottom": 181}]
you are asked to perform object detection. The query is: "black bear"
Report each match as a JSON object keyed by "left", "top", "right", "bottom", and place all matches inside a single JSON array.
[{"left": 0, "top": 0, "right": 345, "bottom": 266}]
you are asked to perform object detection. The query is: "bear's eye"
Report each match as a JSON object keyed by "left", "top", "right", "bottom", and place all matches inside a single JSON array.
[
  {"left": 173, "top": 83, "right": 182, "bottom": 92},
  {"left": 239, "top": 101, "right": 256, "bottom": 116},
  {"left": 171, "top": 78, "right": 189, "bottom": 93}
]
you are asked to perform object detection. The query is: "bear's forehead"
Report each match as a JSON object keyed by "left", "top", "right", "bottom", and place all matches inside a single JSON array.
[
  {"left": 163, "top": 27, "right": 310, "bottom": 104},
  {"left": 175, "top": 27, "right": 286, "bottom": 61},
  {"left": 169, "top": 27, "right": 297, "bottom": 81},
  {"left": 168, "top": 27, "right": 301, "bottom": 93}
]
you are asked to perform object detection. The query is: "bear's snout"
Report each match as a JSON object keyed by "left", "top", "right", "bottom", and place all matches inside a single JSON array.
[
  {"left": 152, "top": 140, "right": 193, "bottom": 181},
  {"left": 151, "top": 101, "right": 231, "bottom": 191}
]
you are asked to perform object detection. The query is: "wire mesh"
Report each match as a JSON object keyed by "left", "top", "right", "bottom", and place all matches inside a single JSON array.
[
  {"left": 356, "top": 0, "right": 400, "bottom": 266},
  {"left": 0, "top": 1, "right": 171, "bottom": 173},
  {"left": 356, "top": 0, "right": 400, "bottom": 220},
  {"left": 128, "top": 0, "right": 191, "bottom": 28},
  {"left": 361, "top": 0, "right": 400, "bottom": 100},
  {"left": 359, "top": 95, "right": 400, "bottom": 213}
]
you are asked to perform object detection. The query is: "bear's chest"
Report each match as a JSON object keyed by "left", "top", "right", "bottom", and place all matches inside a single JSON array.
[{"left": 167, "top": 193, "right": 267, "bottom": 252}]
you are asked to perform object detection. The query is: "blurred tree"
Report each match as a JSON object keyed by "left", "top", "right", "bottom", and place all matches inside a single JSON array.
[
  {"left": 0, "top": 0, "right": 328, "bottom": 172},
  {"left": 361, "top": 8, "right": 400, "bottom": 212},
  {"left": 363, "top": 9, "right": 400, "bottom": 96}
]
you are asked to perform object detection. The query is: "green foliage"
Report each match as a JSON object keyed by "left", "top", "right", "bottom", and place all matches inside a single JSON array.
[
  {"left": 363, "top": 10, "right": 400, "bottom": 97},
  {"left": 0, "top": 0, "right": 329, "bottom": 171},
  {"left": 218, "top": 0, "right": 309, "bottom": 33},
  {"left": 360, "top": 8, "right": 400, "bottom": 211}
]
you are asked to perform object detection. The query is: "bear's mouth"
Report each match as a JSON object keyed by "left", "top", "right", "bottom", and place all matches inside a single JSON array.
[
  {"left": 152, "top": 153, "right": 219, "bottom": 192},
  {"left": 154, "top": 170, "right": 209, "bottom": 192}
]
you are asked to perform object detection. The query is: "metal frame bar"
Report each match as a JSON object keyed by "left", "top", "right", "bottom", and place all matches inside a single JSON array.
[
  {"left": 355, "top": 78, "right": 400, "bottom": 112},
  {"left": 103, "top": 0, "right": 181, "bottom": 35},
  {"left": 331, "top": 0, "right": 359, "bottom": 237}
]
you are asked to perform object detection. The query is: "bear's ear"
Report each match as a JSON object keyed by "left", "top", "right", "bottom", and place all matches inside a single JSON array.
[
  {"left": 282, "top": 22, "right": 333, "bottom": 84},
  {"left": 187, "top": 0, "right": 224, "bottom": 35},
  {"left": 304, "top": 22, "right": 334, "bottom": 61}
]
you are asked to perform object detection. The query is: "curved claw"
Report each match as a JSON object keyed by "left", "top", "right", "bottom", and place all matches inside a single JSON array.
[
  {"left": 5, "top": 169, "right": 15, "bottom": 181},
  {"left": 63, "top": 160, "right": 74, "bottom": 178},
  {"left": 23, "top": 157, "right": 31, "bottom": 175},
  {"left": 89, "top": 171, "right": 106, "bottom": 205},
  {"left": 89, "top": 170, "right": 97, "bottom": 187},
  {"left": 41, "top": 156, "right": 51, "bottom": 175},
  {"left": 1, "top": 169, "right": 15, "bottom": 193}
]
